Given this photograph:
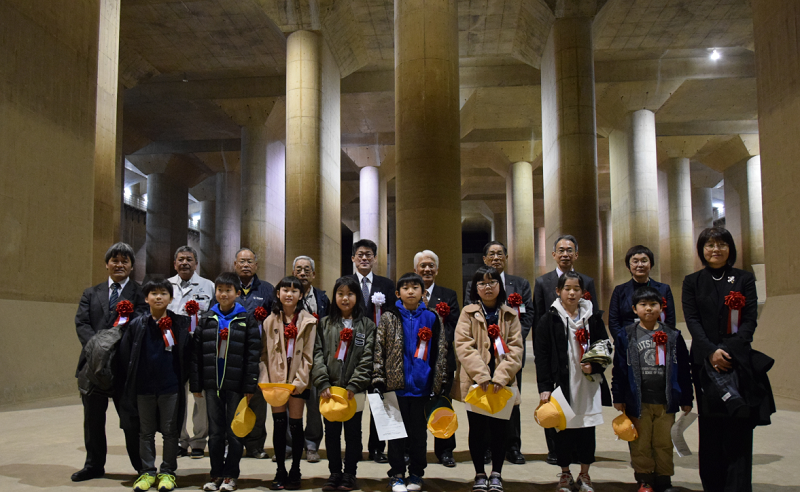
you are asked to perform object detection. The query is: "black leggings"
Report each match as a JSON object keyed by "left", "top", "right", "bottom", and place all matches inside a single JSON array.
[
  {"left": 467, "top": 411, "right": 508, "bottom": 475},
  {"left": 272, "top": 413, "right": 306, "bottom": 476}
]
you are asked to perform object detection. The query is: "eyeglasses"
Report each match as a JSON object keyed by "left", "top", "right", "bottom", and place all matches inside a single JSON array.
[
  {"left": 704, "top": 242, "right": 729, "bottom": 251},
  {"left": 476, "top": 280, "right": 499, "bottom": 289},
  {"left": 355, "top": 253, "right": 374, "bottom": 259},
  {"left": 485, "top": 252, "right": 505, "bottom": 259},
  {"left": 294, "top": 267, "right": 312, "bottom": 274},
  {"left": 236, "top": 259, "right": 255, "bottom": 265}
]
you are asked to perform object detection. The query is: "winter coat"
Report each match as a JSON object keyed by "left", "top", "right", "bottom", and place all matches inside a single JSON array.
[
  {"left": 189, "top": 307, "right": 260, "bottom": 394},
  {"left": 311, "top": 316, "right": 376, "bottom": 394},
  {"left": 117, "top": 311, "right": 192, "bottom": 430},
  {"left": 260, "top": 310, "right": 317, "bottom": 393},
  {"left": 611, "top": 321, "right": 693, "bottom": 418},
  {"left": 372, "top": 304, "right": 448, "bottom": 395},
  {"left": 451, "top": 303, "right": 523, "bottom": 404}
]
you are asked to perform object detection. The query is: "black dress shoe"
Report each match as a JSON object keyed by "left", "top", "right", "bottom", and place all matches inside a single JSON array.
[
  {"left": 71, "top": 467, "right": 105, "bottom": 482},
  {"left": 505, "top": 450, "right": 525, "bottom": 464},
  {"left": 439, "top": 451, "right": 456, "bottom": 468},
  {"left": 369, "top": 450, "right": 388, "bottom": 463},
  {"left": 178, "top": 446, "right": 190, "bottom": 457},
  {"left": 483, "top": 450, "right": 491, "bottom": 464},
  {"left": 545, "top": 453, "right": 558, "bottom": 465}
]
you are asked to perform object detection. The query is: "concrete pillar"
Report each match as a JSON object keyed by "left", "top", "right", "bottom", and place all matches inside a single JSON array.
[
  {"left": 394, "top": 0, "right": 462, "bottom": 291},
  {"left": 359, "top": 166, "right": 380, "bottom": 243},
  {"left": 215, "top": 171, "right": 241, "bottom": 273},
  {"left": 199, "top": 199, "right": 217, "bottom": 279},
  {"left": 600, "top": 209, "right": 614, "bottom": 309},
  {"left": 510, "top": 161, "right": 535, "bottom": 282},
  {"left": 746, "top": 156, "right": 765, "bottom": 266},
  {"left": 609, "top": 110, "right": 660, "bottom": 282},
  {"left": 493, "top": 212, "right": 508, "bottom": 246},
  {"left": 146, "top": 173, "right": 188, "bottom": 278},
  {"left": 240, "top": 124, "right": 268, "bottom": 262},
  {"left": 535, "top": 227, "right": 547, "bottom": 277},
  {"left": 285, "top": 30, "right": 341, "bottom": 290},
  {"left": 505, "top": 176, "right": 516, "bottom": 271},
  {"left": 666, "top": 158, "right": 695, "bottom": 321},
  {"left": 541, "top": 15, "right": 601, "bottom": 284},
  {"left": 692, "top": 186, "right": 714, "bottom": 239}
]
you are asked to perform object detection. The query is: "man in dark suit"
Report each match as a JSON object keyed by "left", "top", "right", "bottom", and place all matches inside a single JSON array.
[
  {"left": 347, "top": 238, "right": 396, "bottom": 463},
  {"left": 72, "top": 242, "right": 147, "bottom": 481},
  {"left": 464, "top": 241, "right": 535, "bottom": 465},
  {"left": 415, "top": 250, "right": 460, "bottom": 467},
  {"left": 292, "top": 255, "right": 330, "bottom": 463},
  {"left": 533, "top": 234, "right": 599, "bottom": 464}
]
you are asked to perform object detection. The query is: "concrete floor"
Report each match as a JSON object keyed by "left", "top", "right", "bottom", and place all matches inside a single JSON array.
[{"left": 2, "top": 358, "right": 798, "bottom": 492}]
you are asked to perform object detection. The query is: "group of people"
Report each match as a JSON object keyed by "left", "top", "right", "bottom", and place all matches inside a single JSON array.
[{"left": 72, "top": 229, "right": 773, "bottom": 492}]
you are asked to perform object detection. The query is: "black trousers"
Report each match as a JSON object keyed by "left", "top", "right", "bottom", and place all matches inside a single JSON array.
[
  {"left": 467, "top": 411, "right": 508, "bottom": 475},
  {"left": 81, "top": 392, "right": 140, "bottom": 472},
  {"left": 553, "top": 427, "right": 596, "bottom": 468},
  {"left": 388, "top": 395, "right": 428, "bottom": 478},
  {"left": 504, "top": 371, "right": 522, "bottom": 453},
  {"left": 434, "top": 435, "right": 456, "bottom": 459},
  {"left": 243, "top": 390, "right": 267, "bottom": 453},
  {"left": 698, "top": 415, "right": 754, "bottom": 492},
  {"left": 324, "top": 411, "right": 363, "bottom": 476},
  {"left": 206, "top": 390, "right": 244, "bottom": 479}
]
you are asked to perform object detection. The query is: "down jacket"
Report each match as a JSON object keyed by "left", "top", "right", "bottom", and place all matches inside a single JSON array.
[
  {"left": 311, "top": 316, "right": 376, "bottom": 394},
  {"left": 190, "top": 307, "right": 260, "bottom": 394}
]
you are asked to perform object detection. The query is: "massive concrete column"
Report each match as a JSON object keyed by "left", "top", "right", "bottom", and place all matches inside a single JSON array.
[
  {"left": 666, "top": 158, "right": 695, "bottom": 321},
  {"left": 359, "top": 166, "right": 380, "bottom": 243},
  {"left": 745, "top": 156, "right": 765, "bottom": 266},
  {"left": 215, "top": 171, "right": 241, "bottom": 272},
  {"left": 146, "top": 173, "right": 189, "bottom": 278},
  {"left": 510, "top": 161, "right": 535, "bottom": 282},
  {"left": 240, "top": 124, "right": 269, "bottom": 261},
  {"left": 285, "top": 30, "right": 341, "bottom": 290},
  {"left": 600, "top": 209, "right": 614, "bottom": 309},
  {"left": 609, "top": 110, "right": 660, "bottom": 282},
  {"left": 505, "top": 176, "right": 516, "bottom": 271},
  {"left": 394, "top": 0, "right": 461, "bottom": 290},
  {"left": 199, "top": 199, "right": 217, "bottom": 279},
  {"left": 541, "top": 14, "right": 601, "bottom": 284},
  {"left": 493, "top": 212, "right": 508, "bottom": 246},
  {"left": 535, "top": 227, "right": 547, "bottom": 277}
]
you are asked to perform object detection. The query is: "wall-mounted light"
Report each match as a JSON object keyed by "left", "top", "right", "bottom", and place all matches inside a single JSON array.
[{"left": 710, "top": 49, "right": 721, "bottom": 61}]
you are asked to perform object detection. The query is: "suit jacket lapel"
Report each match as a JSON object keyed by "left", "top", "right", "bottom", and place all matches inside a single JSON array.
[
  {"left": 505, "top": 276, "right": 517, "bottom": 294},
  {"left": 97, "top": 282, "right": 112, "bottom": 325},
  {"left": 429, "top": 286, "right": 441, "bottom": 308}
]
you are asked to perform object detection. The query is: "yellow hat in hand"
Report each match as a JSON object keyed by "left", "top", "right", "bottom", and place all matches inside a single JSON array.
[
  {"left": 319, "top": 386, "right": 357, "bottom": 422},
  {"left": 612, "top": 413, "right": 639, "bottom": 442},
  {"left": 424, "top": 396, "right": 459, "bottom": 439},
  {"left": 534, "top": 398, "right": 568, "bottom": 431},
  {"left": 259, "top": 383, "right": 295, "bottom": 407},
  {"left": 464, "top": 385, "right": 514, "bottom": 414},
  {"left": 231, "top": 397, "right": 255, "bottom": 437}
]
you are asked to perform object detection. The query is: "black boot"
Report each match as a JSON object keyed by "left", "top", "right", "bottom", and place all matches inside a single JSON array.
[{"left": 654, "top": 475, "right": 679, "bottom": 492}]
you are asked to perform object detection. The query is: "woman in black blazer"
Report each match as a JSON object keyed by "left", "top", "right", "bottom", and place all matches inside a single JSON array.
[{"left": 681, "top": 227, "right": 759, "bottom": 492}]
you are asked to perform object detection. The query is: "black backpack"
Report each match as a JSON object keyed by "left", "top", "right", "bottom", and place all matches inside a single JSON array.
[{"left": 77, "top": 324, "right": 124, "bottom": 396}]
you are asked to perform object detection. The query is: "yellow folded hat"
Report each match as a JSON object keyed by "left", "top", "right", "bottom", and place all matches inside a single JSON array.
[
  {"left": 424, "top": 396, "right": 458, "bottom": 439},
  {"left": 612, "top": 413, "right": 638, "bottom": 442},
  {"left": 231, "top": 397, "right": 255, "bottom": 437},
  {"left": 464, "top": 385, "right": 513, "bottom": 414},
  {"left": 259, "top": 383, "right": 295, "bottom": 407},
  {"left": 319, "top": 386, "right": 357, "bottom": 422},
  {"left": 534, "top": 397, "right": 568, "bottom": 431}
]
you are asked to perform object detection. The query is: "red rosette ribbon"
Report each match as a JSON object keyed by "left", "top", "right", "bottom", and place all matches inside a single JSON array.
[
  {"left": 724, "top": 291, "right": 746, "bottom": 334},
  {"left": 660, "top": 297, "right": 667, "bottom": 323},
  {"left": 487, "top": 323, "right": 509, "bottom": 358},
  {"left": 507, "top": 292, "right": 523, "bottom": 317},
  {"left": 217, "top": 327, "right": 229, "bottom": 356},
  {"left": 652, "top": 330, "right": 668, "bottom": 365},
  {"left": 185, "top": 300, "right": 200, "bottom": 333},
  {"left": 254, "top": 306, "right": 268, "bottom": 322},
  {"left": 575, "top": 328, "right": 590, "bottom": 358},
  {"left": 219, "top": 328, "right": 229, "bottom": 340},
  {"left": 158, "top": 316, "right": 176, "bottom": 349},
  {"left": 436, "top": 301, "right": 451, "bottom": 318},
  {"left": 582, "top": 291, "right": 592, "bottom": 301},
  {"left": 284, "top": 323, "right": 298, "bottom": 359},
  {"left": 415, "top": 326, "right": 433, "bottom": 361},
  {"left": 114, "top": 300, "right": 134, "bottom": 326},
  {"left": 313, "top": 313, "right": 319, "bottom": 320},
  {"left": 336, "top": 327, "right": 353, "bottom": 361}
]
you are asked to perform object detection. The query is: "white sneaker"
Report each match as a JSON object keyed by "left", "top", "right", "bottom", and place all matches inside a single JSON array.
[
  {"left": 203, "top": 478, "right": 223, "bottom": 491},
  {"left": 406, "top": 475, "right": 423, "bottom": 492},
  {"left": 556, "top": 472, "right": 574, "bottom": 492},
  {"left": 577, "top": 473, "right": 594, "bottom": 492},
  {"left": 389, "top": 475, "right": 407, "bottom": 492},
  {"left": 220, "top": 478, "right": 237, "bottom": 491}
]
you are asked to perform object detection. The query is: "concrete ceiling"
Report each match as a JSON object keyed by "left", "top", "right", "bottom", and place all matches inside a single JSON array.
[{"left": 120, "top": 0, "right": 760, "bottom": 219}]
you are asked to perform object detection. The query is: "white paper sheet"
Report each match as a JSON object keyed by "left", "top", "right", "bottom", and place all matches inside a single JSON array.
[
  {"left": 464, "top": 385, "right": 519, "bottom": 420},
  {"left": 367, "top": 392, "right": 408, "bottom": 440},
  {"left": 671, "top": 411, "right": 698, "bottom": 457}
]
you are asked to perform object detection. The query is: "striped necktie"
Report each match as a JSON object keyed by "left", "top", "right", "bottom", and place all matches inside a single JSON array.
[
  {"left": 110, "top": 282, "right": 120, "bottom": 310},
  {"left": 362, "top": 277, "right": 371, "bottom": 308}
]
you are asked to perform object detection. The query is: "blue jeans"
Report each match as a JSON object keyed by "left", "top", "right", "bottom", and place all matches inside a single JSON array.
[{"left": 206, "top": 390, "right": 244, "bottom": 479}]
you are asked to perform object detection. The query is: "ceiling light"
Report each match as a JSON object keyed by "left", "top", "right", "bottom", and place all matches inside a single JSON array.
[{"left": 710, "top": 49, "right": 721, "bottom": 61}]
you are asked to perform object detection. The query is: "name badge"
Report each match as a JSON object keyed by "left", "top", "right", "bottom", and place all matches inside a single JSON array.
[{"left": 519, "top": 305, "right": 526, "bottom": 313}]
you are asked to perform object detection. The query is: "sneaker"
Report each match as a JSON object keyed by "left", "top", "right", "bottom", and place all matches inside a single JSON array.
[
  {"left": 191, "top": 448, "right": 205, "bottom": 459},
  {"left": 406, "top": 475, "right": 423, "bottom": 492},
  {"left": 487, "top": 472, "right": 503, "bottom": 492},
  {"left": 285, "top": 470, "right": 302, "bottom": 490},
  {"left": 577, "top": 473, "right": 594, "bottom": 492},
  {"left": 389, "top": 475, "right": 407, "bottom": 492},
  {"left": 249, "top": 449, "right": 268, "bottom": 459},
  {"left": 203, "top": 477, "right": 223, "bottom": 491},
  {"left": 156, "top": 474, "right": 177, "bottom": 492},
  {"left": 472, "top": 474, "right": 488, "bottom": 492},
  {"left": 323, "top": 473, "right": 342, "bottom": 491},
  {"left": 338, "top": 473, "right": 358, "bottom": 491},
  {"left": 637, "top": 482, "right": 654, "bottom": 492},
  {"left": 556, "top": 472, "right": 575, "bottom": 492},
  {"left": 220, "top": 478, "right": 238, "bottom": 491},
  {"left": 133, "top": 473, "right": 156, "bottom": 491},
  {"left": 306, "top": 449, "right": 321, "bottom": 463}
]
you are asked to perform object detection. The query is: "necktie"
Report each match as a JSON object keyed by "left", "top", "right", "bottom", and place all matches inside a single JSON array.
[
  {"left": 110, "top": 282, "right": 120, "bottom": 310},
  {"left": 424, "top": 291, "right": 430, "bottom": 307},
  {"left": 362, "top": 277, "right": 371, "bottom": 307}
]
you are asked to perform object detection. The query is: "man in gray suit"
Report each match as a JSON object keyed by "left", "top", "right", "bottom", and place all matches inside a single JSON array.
[{"left": 533, "top": 234, "right": 598, "bottom": 464}]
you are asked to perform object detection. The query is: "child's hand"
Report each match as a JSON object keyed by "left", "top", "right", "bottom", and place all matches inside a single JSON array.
[
  {"left": 492, "top": 383, "right": 503, "bottom": 394},
  {"left": 320, "top": 388, "right": 332, "bottom": 400},
  {"left": 479, "top": 381, "right": 490, "bottom": 392},
  {"left": 347, "top": 390, "right": 355, "bottom": 400},
  {"left": 581, "top": 362, "right": 592, "bottom": 374},
  {"left": 614, "top": 403, "right": 625, "bottom": 413},
  {"left": 193, "top": 392, "right": 203, "bottom": 398},
  {"left": 245, "top": 393, "right": 253, "bottom": 403},
  {"left": 539, "top": 391, "right": 551, "bottom": 402},
  {"left": 681, "top": 405, "right": 692, "bottom": 414}
]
